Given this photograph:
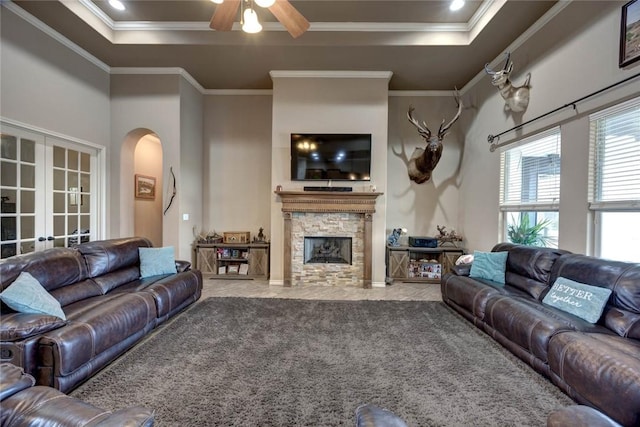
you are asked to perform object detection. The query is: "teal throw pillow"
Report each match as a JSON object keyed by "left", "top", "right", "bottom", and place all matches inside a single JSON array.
[
  {"left": 139, "top": 246, "right": 178, "bottom": 278},
  {"left": 542, "top": 277, "right": 612, "bottom": 323},
  {"left": 0, "top": 272, "right": 66, "bottom": 320},
  {"left": 469, "top": 251, "right": 508, "bottom": 285}
]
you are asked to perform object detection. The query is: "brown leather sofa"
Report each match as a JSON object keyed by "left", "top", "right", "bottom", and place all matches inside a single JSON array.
[
  {"left": 0, "top": 237, "right": 202, "bottom": 393},
  {"left": 1, "top": 362, "right": 154, "bottom": 426},
  {"left": 441, "top": 243, "right": 640, "bottom": 427}
]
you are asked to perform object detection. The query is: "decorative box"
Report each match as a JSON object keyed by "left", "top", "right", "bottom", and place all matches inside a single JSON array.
[{"left": 224, "top": 231, "right": 250, "bottom": 243}]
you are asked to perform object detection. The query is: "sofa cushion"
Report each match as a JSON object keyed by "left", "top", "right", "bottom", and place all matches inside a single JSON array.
[
  {"left": 77, "top": 237, "right": 152, "bottom": 278},
  {"left": 0, "top": 248, "right": 88, "bottom": 293},
  {"left": 492, "top": 243, "right": 571, "bottom": 300},
  {"left": 549, "top": 254, "right": 640, "bottom": 337},
  {"left": 543, "top": 277, "right": 612, "bottom": 323},
  {"left": 0, "top": 273, "right": 66, "bottom": 320},
  {"left": 139, "top": 246, "right": 177, "bottom": 278},
  {"left": 469, "top": 251, "right": 508, "bottom": 284}
]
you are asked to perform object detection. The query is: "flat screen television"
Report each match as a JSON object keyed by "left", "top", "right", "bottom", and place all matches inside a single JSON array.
[{"left": 290, "top": 133, "right": 372, "bottom": 181}]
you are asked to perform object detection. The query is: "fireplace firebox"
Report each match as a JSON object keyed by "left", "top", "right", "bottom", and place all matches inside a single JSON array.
[{"left": 304, "top": 236, "right": 352, "bottom": 264}]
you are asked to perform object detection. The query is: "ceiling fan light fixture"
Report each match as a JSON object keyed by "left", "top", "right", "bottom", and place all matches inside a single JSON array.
[
  {"left": 255, "top": 0, "right": 275, "bottom": 7},
  {"left": 242, "top": 7, "right": 262, "bottom": 33},
  {"left": 449, "top": 0, "right": 465, "bottom": 11},
  {"left": 211, "top": 0, "right": 224, "bottom": 4},
  {"left": 108, "top": 0, "right": 126, "bottom": 11}
]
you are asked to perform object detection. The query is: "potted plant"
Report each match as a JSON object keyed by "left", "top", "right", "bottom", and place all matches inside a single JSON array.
[{"left": 507, "top": 214, "right": 554, "bottom": 247}]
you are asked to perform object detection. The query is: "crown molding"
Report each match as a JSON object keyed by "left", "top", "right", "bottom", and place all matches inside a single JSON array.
[
  {"left": 389, "top": 91, "right": 455, "bottom": 97},
  {"left": 111, "top": 67, "right": 206, "bottom": 93},
  {"left": 270, "top": 71, "right": 393, "bottom": 81}
]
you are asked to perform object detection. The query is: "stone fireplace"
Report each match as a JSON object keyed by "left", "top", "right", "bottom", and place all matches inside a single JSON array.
[{"left": 275, "top": 190, "right": 382, "bottom": 288}]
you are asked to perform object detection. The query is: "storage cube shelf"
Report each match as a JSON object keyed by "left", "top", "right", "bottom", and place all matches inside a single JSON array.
[{"left": 386, "top": 245, "right": 464, "bottom": 284}]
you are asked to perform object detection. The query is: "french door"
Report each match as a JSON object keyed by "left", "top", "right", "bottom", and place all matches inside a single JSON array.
[{"left": 1, "top": 123, "right": 100, "bottom": 259}]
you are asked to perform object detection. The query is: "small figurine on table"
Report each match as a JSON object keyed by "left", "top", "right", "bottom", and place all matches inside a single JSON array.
[{"left": 253, "top": 227, "right": 267, "bottom": 243}]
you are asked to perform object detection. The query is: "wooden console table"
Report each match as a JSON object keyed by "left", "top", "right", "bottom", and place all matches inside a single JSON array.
[
  {"left": 195, "top": 242, "right": 270, "bottom": 280},
  {"left": 386, "top": 245, "right": 464, "bottom": 284}
]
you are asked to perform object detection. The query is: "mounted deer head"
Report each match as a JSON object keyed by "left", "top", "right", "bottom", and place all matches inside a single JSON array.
[
  {"left": 406, "top": 90, "right": 462, "bottom": 184},
  {"left": 484, "top": 52, "right": 531, "bottom": 113}
]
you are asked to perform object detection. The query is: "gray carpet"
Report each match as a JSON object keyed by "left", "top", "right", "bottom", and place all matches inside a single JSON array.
[{"left": 71, "top": 297, "right": 573, "bottom": 426}]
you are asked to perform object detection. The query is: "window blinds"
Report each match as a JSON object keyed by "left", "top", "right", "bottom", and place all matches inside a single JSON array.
[
  {"left": 499, "top": 128, "right": 561, "bottom": 211},
  {"left": 589, "top": 97, "right": 640, "bottom": 210}
]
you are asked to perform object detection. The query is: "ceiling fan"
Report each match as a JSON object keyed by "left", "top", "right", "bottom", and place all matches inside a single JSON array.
[{"left": 209, "top": 0, "right": 310, "bottom": 38}]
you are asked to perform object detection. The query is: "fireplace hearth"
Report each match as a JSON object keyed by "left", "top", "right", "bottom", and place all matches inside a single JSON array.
[{"left": 304, "top": 236, "right": 352, "bottom": 264}]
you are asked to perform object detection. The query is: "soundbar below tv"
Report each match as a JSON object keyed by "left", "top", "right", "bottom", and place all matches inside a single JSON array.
[{"left": 291, "top": 133, "right": 371, "bottom": 181}]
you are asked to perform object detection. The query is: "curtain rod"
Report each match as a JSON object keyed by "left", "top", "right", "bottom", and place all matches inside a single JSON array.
[{"left": 487, "top": 72, "right": 640, "bottom": 152}]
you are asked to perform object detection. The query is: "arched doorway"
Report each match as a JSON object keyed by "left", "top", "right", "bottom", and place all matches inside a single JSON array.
[{"left": 121, "top": 129, "right": 163, "bottom": 247}]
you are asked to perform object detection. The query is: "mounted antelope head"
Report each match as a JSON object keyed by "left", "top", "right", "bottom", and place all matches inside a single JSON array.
[
  {"left": 406, "top": 90, "right": 462, "bottom": 184},
  {"left": 484, "top": 52, "right": 531, "bottom": 113}
]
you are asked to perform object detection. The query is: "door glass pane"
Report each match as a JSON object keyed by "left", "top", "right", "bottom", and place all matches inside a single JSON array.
[
  {"left": 80, "top": 152, "right": 90, "bottom": 172},
  {"left": 53, "top": 192, "right": 65, "bottom": 213},
  {"left": 1, "top": 216, "right": 17, "bottom": 240},
  {"left": 53, "top": 169, "right": 65, "bottom": 191},
  {"left": 21, "top": 190, "right": 35, "bottom": 214},
  {"left": 1, "top": 135, "right": 17, "bottom": 160},
  {"left": 53, "top": 215, "right": 65, "bottom": 236},
  {"left": 67, "top": 197, "right": 78, "bottom": 213},
  {"left": 1, "top": 189, "right": 16, "bottom": 212},
  {"left": 1, "top": 161, "right": 17, "bottom": 187},
  {"left": 67, "top": 215, "right": 78, "bottom": 234},
  {"left": 68, "top": 150, "right": 79, "bottom": 171},
  {"left": 21, "top": 164, "right": 35, "bottom": 188},
  {"left": 80, "top": 173, "right": 90, "bottom": 191},
  {"left": 53, "top": 146, "right": 65, "bottom": 168},
  {"left": 20, "top": 241, "right": 35, "bottom": 255},
  {"left": 68, "top": 171, "right": 78, "bottom": 188},
  {"left": 80, "top": 214, "right": 90, "bottom": 229},
  {"left": 1, "top": 242, "right": 16, "bottom": 258},
  {"left": 53, "top": 238, "right": 65, "bottom": 248},
  {"left": 81, "top": 194, "right": 90, "bottom": 213},
  {"left": 21, "top": 215, "right": 34, "bottom": 239},
  {"left": 20, "top": 139, "right": 35, "bottom": 163}
]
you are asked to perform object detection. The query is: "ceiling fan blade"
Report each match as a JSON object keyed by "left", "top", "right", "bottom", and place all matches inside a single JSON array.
[
  {"left": 210, "top": 0, "right": 241, "bottom": 31},
  {"left": 268, "top": 0, "right": 310, "bottom": 39}
]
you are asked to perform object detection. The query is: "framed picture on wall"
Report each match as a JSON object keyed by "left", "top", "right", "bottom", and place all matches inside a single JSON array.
[
  {"left": 135, "top": 174, "right": 156, "bottom": 200},
  {"left": 620, "top": 0, "right": 640, "bottom": 68}
]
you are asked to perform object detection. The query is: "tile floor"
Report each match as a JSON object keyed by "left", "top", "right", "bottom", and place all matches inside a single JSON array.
[{"left": 200, "top": 277, "right": 442, "bottom": 301}]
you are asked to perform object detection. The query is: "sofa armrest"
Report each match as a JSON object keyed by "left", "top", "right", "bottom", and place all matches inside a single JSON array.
[
  {"left": 92, "top": 407, "right": 155, "bottom": 427},
  {"left": 0, "top": 363, "right": 35, "bottom": 401},
  {"left": 450, "top": 263, "right": 472, "bottom": 276},
  {"left": 0, "top": 312, "right": 67, "bottom": 341},
  {"left": 547, "top": 405, "right": 622, "bottom": 427},
  {"left": 175, "top": 260, "right": 191, "bottom": 272}
]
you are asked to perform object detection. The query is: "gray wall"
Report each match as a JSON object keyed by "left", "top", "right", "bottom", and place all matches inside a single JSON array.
[{"left": 459, "top": 1, "right": 640, "bottom": 253}]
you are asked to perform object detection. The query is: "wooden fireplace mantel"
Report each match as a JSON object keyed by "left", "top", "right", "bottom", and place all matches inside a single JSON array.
[
  {"left": 275, "top": 190, "right": 383, "bottom": 214},
  {"left": 275, "top": 190, "right": 383, "bottom": 289}
]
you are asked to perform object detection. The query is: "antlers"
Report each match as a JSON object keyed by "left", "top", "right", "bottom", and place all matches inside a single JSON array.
[
  {"left": 407, "top": 89, "right": 462, "bottom": 141},
  {"left": 438, "top": 89, "right": 462, "bottom": 138},
  {"left": 407, "top": 107, "right": 431, "bottom": 140},
  {"left": 485, "top": 52, "right": 513, "bottom": 76}
]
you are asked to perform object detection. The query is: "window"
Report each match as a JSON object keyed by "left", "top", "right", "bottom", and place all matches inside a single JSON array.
[
  {"left": 499, "top": 128, "right": 561, "bottom": 247},
  {"left": 589, "top": 97, "right": 640, "bottom": 262}
]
